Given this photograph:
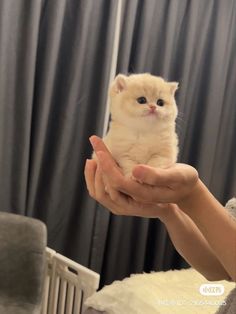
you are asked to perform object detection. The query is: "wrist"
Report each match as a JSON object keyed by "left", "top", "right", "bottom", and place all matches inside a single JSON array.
[
  {"left": 158, "top": 203, "right": 180, "bottom": 224},
  {"left": 177, "top": 178, "right": 205, "bottom": 212}
]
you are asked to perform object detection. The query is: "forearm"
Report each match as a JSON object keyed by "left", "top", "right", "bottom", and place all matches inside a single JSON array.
[
  {"left": 178, "top": 180, "right": 236, "bottom": 282},
  {"left": 161, "top": 205, "right": 231, "bottom": 281},
  {"left": 87, "top": 139, "right": 236, "bottom": 281}
]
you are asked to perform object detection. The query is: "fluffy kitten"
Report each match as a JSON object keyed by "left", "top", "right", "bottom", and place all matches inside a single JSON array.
[
  {"left": 99, "top": 73, "right": 179, "bottom": 176},
  {"left": 225, "top": 198, "right": 236, "bottom": 220}
]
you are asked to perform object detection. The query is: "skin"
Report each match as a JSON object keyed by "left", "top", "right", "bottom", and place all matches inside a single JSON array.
[{"left": 84, "top": 135, "right": 236, "bottom": 282}]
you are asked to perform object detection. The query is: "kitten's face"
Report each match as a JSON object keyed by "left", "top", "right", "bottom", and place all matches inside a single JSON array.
[{"left": 109, "top": 73, "right": 178, "bottom": 130}]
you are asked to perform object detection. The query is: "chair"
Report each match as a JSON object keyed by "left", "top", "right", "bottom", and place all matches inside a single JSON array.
[
  {"left": 0, "top": 212, "right": 100, "bottom": 314},
  {"left": 0, "top": 212, "right": 47, "bottom": 314}
]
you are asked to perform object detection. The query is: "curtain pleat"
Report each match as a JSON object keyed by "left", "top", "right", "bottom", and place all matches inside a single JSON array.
[
  {"left": 0, "top": 0, "right": 118, "bottom": 268},
  {"left": 0, "top": 0, "right": 42, "bottom": 213},
  {"left": 99, "top": 0, "right": 236, "bottom": 285}
]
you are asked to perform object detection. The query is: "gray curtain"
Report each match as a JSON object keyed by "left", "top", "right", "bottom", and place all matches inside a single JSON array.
[
  {"left": 0, "top": 0, "right": 235, "bottom": 287},
  {"left": 96, "top": 0, "right": 236, "bottom": 286},
  {"left": 0, "top": 0, "right": 118, "bottom": 268}
]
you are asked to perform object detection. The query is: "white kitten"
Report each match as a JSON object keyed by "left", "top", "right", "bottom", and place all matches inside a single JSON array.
[
  {"left": 98, "top": 73, "right": 179, "bottom": 176},
  {"left": 225, "top": 198, "right": 236, "bottom": 219}
]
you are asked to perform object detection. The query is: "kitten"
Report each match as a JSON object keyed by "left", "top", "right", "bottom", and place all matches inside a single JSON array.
[
  {"left": 97, "top": 73, "right": 179, "bottom": 176},
  {"left": 225, "top": 198, "right": 236, "bottom": 220}
]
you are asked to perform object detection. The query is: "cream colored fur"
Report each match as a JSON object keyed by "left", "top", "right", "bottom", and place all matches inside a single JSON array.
[
  {"left": 102, "top": 73, "right": 179, "bottom": 176},
  {"left": 85, "top": 268, "right": 235, "bottom": 314}
]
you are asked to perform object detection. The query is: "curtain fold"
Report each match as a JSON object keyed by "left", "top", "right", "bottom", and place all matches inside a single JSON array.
[
  {"left": 0, "top": 0, "right": 118, "bottom": 268},
  {"left": 0, "top": 0, "right": 235, "bottom": 287},
  {"left": 0, "top": 0, "right": 42, "bottom": 213}
]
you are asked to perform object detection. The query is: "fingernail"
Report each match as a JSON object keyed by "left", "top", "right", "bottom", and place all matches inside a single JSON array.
[
  {"left": 89, "top": 135, "right": 99, "bottom": 148},
  {"left": 89, "top": 136, "right": 94, "bottom": 146}
]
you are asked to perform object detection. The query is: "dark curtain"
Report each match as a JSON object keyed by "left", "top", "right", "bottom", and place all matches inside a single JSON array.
[
  {"left": 0, "top": 0, "right": 235, "bottom": 287},
  {"left": 95, "top": 0, "right": 236, "bottom": 286},
  {"left": 0, "top": 0, "right": 118, "bottom": 268}
]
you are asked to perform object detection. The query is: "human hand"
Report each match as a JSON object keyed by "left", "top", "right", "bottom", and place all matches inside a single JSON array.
[
  {"left": 85, "top": 135, "right": 179, "bottom": 218},
  {"left": 84, "top": 158, "right": 178, "bottom": 219},
  {"left": 88, "top": 136, "right": 200, "bottom": 208}
]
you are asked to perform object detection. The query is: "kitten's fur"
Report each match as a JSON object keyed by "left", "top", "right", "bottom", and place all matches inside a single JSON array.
[{"left": 99, "top": 73, "right": 179, "bottom": 176}]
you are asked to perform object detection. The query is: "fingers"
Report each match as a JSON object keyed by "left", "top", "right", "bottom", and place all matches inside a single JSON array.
[
  {"left": 85, "top": 157, "right": 129, "bottom": 215},
  {"left": 132, "top": 163, "right": 199, "bottom": 188},
  {"left": 84, "top": 156, "right": 176, "bottom": 217},
  {"left": 84, "top": 158, "right": 113, "bottom": 203},
  {"left": 94, "top": 151, "right": 155, "bottom": 201},
  {"left": 88, "top": 139, "right": 131, "bottom": 197},
  {"left": 90, "top": 136, "right": 115, "bottom": 162},
  {"left": 85, "top": 157, "right": 148, "bottom": 215},
  {"left": 84, "top": 159, "right": 97, "bottom": 198},
  {"left": 96, "top": 150, "right": 124, "bottom": 181},
  {"left": 89, "top": 135, "right": 107, "bottom": 152},
  {"left": 87, "top": 136, "right": 199, "bottom": 205},
  {"left": 94, "top": 164, "right": 105, "bottom": 196},
  {"left": 132, "top": 164, "right": 177, "bottom": 186}
]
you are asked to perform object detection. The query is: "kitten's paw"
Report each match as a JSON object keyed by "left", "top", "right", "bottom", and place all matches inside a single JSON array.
[
  {"left": 147, "top": 158, "right": 175, "bottom": 169},
  {"left": 122, "top": 171, "right": 138, "bottom": 181},
  {"left": 123, "top": 172, "right": 133, "bottom": 179}
]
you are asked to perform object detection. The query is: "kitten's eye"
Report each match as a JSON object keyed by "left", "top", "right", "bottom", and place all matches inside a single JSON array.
[
  {"left": 157, "top": 99, "right": 164, "bottom": 106},
  {"left": 137, "top": 97, "right": 147, "bottom": 104}
]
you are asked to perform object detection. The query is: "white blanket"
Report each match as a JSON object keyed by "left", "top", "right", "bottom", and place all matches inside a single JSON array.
[{"left": 85, "top": 268, "right": 235, "bottom": 314}]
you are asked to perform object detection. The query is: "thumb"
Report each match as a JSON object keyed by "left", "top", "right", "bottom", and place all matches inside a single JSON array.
[{"left": 132, "top": 164, "right": 175, "bottom": 186}]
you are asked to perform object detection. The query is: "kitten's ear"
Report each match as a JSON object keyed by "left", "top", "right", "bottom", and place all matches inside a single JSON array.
[
  {"left": 111, "top": 74, "right": 127, "bottom": 94},
  {"left": 169, "top": 82, "right": 179, "bottom": 95}
]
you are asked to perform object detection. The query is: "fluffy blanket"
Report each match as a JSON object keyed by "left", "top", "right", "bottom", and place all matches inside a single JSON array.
[{"left": 85, "top": 268, "right": 235, "bottom": 314}]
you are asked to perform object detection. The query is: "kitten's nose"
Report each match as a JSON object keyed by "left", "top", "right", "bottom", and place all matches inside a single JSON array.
[{"left": 149, "top": 104, "right": 156, "bottom": 111}]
